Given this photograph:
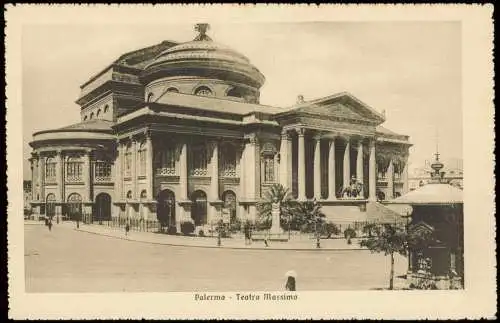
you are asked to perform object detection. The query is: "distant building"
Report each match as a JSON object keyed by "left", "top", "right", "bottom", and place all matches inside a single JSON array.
[
  {"left": 23, "top": 180, "right": 32, "bottom": 211},
  {"left": 409, "top": 157, "right": 463, "bottom": 191}
]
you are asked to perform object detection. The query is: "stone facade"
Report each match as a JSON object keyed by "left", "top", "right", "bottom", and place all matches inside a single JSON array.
[{"left": 29, "top": 26, "right": 411, "bottom": 228}]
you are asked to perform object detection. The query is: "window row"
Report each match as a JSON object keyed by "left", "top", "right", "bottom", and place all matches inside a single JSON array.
[{"left": 83, "top": 105, "right": 110, "bottom": 121}]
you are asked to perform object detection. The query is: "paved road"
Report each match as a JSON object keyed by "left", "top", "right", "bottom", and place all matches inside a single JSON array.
[{"left": 25, "top": 224, "right": 408, "bottom": 292}]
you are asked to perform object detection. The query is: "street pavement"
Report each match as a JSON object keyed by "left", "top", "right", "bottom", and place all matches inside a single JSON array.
[
  {"left": 25, "top": 223, "right": 408, "bottom": 292},
  {"left": 74, "top": 222, "right": 367, "bottom": 250}
]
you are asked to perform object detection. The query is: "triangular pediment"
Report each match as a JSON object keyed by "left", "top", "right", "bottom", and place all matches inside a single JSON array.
[{"left": 277, "top": 92, "right": 386, "bottom": 125}]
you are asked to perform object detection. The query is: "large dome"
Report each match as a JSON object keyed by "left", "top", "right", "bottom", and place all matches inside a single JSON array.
[{"left": 141, "top": 27, "right": 265, "bottom": 89}]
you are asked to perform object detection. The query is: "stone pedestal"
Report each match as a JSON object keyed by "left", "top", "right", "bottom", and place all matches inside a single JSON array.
[{"left": 270, "top": 202, "right": 282, "bottom": 234}]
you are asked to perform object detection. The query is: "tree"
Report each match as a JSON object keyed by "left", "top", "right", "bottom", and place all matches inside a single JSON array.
[
  {"left": 256, "top": 183, "right": 293, "bottom": 230},
  {"left": 360, "top": 223, "right": 408, "bottom": 290}
]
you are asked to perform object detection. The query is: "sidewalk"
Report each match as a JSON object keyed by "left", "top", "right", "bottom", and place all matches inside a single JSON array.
[{"left": 73, "top": 223, "right": 368, "bottom": 251}]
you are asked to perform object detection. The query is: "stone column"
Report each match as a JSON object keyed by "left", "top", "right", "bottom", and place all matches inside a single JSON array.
[
  {"left": 238, "top": 142, "right": 247, "bottom": 222},
  {"left": 56, "top": 150, "right": 64, "bottom": 221},
  {"left": 246, "top": 137, "right": 257, "bottom": 201},
  {"left": 279, "top": 130, "right": 289, "bottom": 188},
  {"left": 83, "top": 150, "right": 91, "bottom": 202},
  {"left": 145, "top": 133, "right": 154, "bottom": 221},
  {"left": 328, "top": 137, "right": 336, "bottom": 200},
  {"left": 343, "top": 138, "right": 351, "bottom": 189},
  {"left": 297, "top": 128, "right": 306, "bottom": 200},
  {"left": 209, "top": 141, "right": 222, "bottom": 225},
  {"left": 287, "top": 135, "right": 293, "bottom": 190},
  {"left": 177, "top": 141, "right": 191, "bottom": 230},
  {"left": 83, "top": 149, "right": 92, "bottom": 220},
  {"left": 387, "top": 158, "right": 394, "bottom": 199},
  {"left": 114, "top": 142, "right": 122, "bottom": 218},
  {"left": 369, "top": 140, "right": 377, "bottom": 201},
  {"left": 39, "top": 155, "right": 45, "bottom": 203},
  {"left": 146, "top": 133, "right": 153, "bottom": 199},
  {"left": 356, "top": 140, "right": 364, "bottom": 196},
  {"left": 313, "top": 135, "right": 322, "bottom": 199},
  {"left": 131, "top": 138, "right": 138, "bottom": 200},
  {"left": 403, "top": 155, "right": 409, "bottom": 194},
  {"left": 115, "top": 141, "right": 122, "bottom": 200}
]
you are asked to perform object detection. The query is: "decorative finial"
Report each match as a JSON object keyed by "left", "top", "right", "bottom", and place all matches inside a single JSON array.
[
  {"left": 381, "top": 109, "right": 386, "bottom": 117},
  {"left": 297, "top": 95, "right": 305, "bottom": 104},
  {"left": 194, "top": 23, "right": 212, "bottom": 41}
]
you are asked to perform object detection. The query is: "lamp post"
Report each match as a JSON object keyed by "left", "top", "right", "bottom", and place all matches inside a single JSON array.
[
  {"left": 217, "top": 219, "right": 222, "bottom": 247},
  {"left": 315, "top": 215, "right": 321, "bottom": 249}
]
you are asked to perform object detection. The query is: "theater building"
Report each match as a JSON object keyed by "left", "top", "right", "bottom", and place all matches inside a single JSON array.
[{"left": 29, "top": 24, "right": 411, "bottom": 230}]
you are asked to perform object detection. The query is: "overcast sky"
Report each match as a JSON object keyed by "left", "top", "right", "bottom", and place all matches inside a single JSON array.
[{"left": 22, "top": 21, "right": 462, "bottom": 179}]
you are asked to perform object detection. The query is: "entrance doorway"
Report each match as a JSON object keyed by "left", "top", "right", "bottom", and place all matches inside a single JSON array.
[
  {"left": 67, "top": 193, "right": 82, "bottom": 221},
  {"left": 191, "top": 190, "right": 207, "bottom": 226},
  {"left": 94, "top": 193, "right": 112, "bottom": 224},
  {"left": 46, "top": 193, "right": 56, "bottom": 220},
  {"left": 157, "top": 189, "right": 176, "bottom": 228},
  {"left": 222, "top": 190, "right": 237, "bottom": 223}
]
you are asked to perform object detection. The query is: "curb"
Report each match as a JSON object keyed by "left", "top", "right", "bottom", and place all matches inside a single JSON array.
[{"left": 75, "top": 228, "right": 367, "bottom": 252}]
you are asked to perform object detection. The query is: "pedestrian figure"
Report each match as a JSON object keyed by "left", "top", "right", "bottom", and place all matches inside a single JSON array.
[
  {"left": 285, "top": 270, "right": 297, "bottom": 291},
  {"left": 125, "top": 223, "right": 130, "bottom": 237},
  {"left": 48, "top": 220, "right": 52, "bottom": 232},
  {"left": 264, "top": 238, "right": 269, "bottom": 247},
  {"left": 244, "top": 223, "right": 251, "bottom": 245},
  {"left": 45, "top": 218, "right": 48, "bottom": 226}
]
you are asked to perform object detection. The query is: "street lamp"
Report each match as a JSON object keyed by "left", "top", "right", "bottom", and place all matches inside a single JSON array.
[{"left": 217, "top": 219, "right": 222, "bottom": 247}]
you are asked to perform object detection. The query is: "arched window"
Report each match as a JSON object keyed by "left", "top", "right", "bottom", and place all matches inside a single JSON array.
[
  {"left": 126, "top": 191, "right": 133, "bottom": 199},
  {"left": 66, "top": 156, "right": 83, "bottom": 182},
  {"left": 104, "top": 105, "right": 109, "bottom": 113},
  {"left": 45, "top": 157, "right": 57, "bottom": 182},
  {"left": 226, "top": 87, "right": 243, "bottom": 98},
  {"left": 189, "top": 143, "right": 208, "bottom": 176},
  {"left": 90, "top": 112, "right": 94, "bottom": 120},
  {"left": 147, "top": 92, "right": 155, "bottom": 102},
  {"left": 194, "top": 86, "right": 213, "bottom": 97},
  {"left": 220, "top": 143, "right": 237, "bottom": 177},
  {"left": 96, "top": 109, "right": 101, "bottom": 118},
  {"left": 138, "top": 142, "right": 147, "bottom": 177},
  {"left": 166, "top": 87, "right": 179, "bottom": 94},
  {"left": 140, "top": 190, "right": 147, "bottom": 200}
]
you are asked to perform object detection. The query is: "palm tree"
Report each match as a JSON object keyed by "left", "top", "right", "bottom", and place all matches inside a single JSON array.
[
  {"left": 256, "top": 183, "right": 293, "bottom": 230},
  {"left": 287, "top": 199, "right": 326, "bottom": 247}
]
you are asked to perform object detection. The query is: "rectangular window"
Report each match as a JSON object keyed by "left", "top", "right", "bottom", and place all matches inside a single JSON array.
[
  {"left": 138, "top": 150, "right": 146, "bottom": 176},
  {"left": 263, "top": 156, "right": 275, "bottom": 183},
  {"left": 155, "top": 146, "right": 176, "bottom": 176},
  {"left": 189, "top": 144, "right": 208, "bottom": 176},
  {"left": 95, "top": 161, "right": 112, "bottom": 181},
  {"left": 220, "top": 145, "right": 237, "bottom": 177},
  {"left": 125, "top": 152, "right": 132, "bottom": 176},
  {"left": 66, "top": 162, "right": 83, "bottom": 182},
  {"left": 45, "top": 163, "right": 56, "bottom": 180}
]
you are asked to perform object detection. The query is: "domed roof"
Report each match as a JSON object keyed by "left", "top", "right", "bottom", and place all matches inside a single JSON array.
[{"left": 141, "top": 24, "right": 265, "bottom": 88}]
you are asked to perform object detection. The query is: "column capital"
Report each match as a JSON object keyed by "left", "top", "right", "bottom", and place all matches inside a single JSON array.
[
  {"left": 295, "top": 127, "right": 306, "bottom": 137},
  {"left": 56, "top": 149, "right": 63, "bottom": 156},
  {"left": 313, "top": 134, "right": 323, "bottom": 141},
  {"left": 248, "top": 135, "right": 259, "bottom": 145},
  {"left": 280, "top": 129, "right": 290, "bottom": 140}
]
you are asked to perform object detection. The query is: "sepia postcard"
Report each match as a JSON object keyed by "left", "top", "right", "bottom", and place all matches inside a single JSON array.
[{"left": 5, "top": 4, "right": 496, "bottom": 320}]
